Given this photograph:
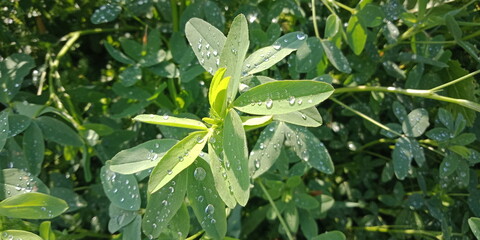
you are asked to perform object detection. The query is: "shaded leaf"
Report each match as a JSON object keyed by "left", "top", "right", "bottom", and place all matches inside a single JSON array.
[
  {"left": 90, "top": 4, "right": 121, "bottom": 24},
  {"left": 0, "top": 168, "right": 49, "bottom": 200},
  {"left": 104, "top": 42, "right": 135, "bottom": 64},
  {"left": 119, "top": 65, "right": 142, "bottom": 87},
  {"left": 320, "top": 40, "right": 351, "bottom": 73},
  {"left": 22, "top": 122, "right": 44, "bottom": 176},
  {"left": 100, "top": 166, "right": 141, "bottom": 211},
  {"left": 249, "top": 122, "right": 285, "bottom": 178},
  {"left": 108, "top": 204, "right": 137, "bottom": 233},
  {"left": 402, "top": 108, "right": 429, "bottom": 137},
  {"left": 0, "top": 53, "right": 35, "bottom": 103},
  {"left": 35, "top": 116, "right": 83, "bottom": 147}
]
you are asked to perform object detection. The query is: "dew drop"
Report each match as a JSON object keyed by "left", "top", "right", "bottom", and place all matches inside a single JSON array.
[
  {"left": 265, "top": 98, "right": 273, "bottom": 109},
  {"left": 205, "top": 204, "right": 215, "bottom": 214},
  {"left": 288, "top": 96, "right": 296, "bottom": 106},
  {"left": 296, "top": 33, "right": 307, "bottom": 40},
  {"left": 254, "top": 159, "right": 260, "bottom": 169},
  {"left": 163, "top": 114, "right": 169, "bottom": 120},
  {"left": 194, "top": 167, "right": 206, "bottom": 181},
  {"left": 273, "top": 42, "right": 281, "bottom": 50},
  {"left": 167, "top": 169, "right": 173, "bottom": 175}
]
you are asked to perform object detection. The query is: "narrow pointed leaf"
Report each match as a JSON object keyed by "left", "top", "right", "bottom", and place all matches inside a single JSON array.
[
  {"left": 22, "top": 122, "right": 44, "bottom": 176},
  {"left": 0, "top": 230, "right": 42, "bottom": 240},
  {"left": 284, "top": 124, "right": 334, "bottom": 174},
  {"left": 243, "top": 31, "right": 307, "bottom": 76},
  {"left": 241, "top": 115, "right": 273, "bottom": 131},
  {"left": 0, "top": 111, "right": 8, "bottom": 151},
  {"left": 35, "top": 116, "right": 83, "bottom": 147},
  {"left": 250, "top": 122, "right": 285, "bottom": 178},
  {"left": 273, "top": 107, "right": 323, "bottom": 127},
  {"left": 185, "top": 18, "right": 226, "bottom": 74},
  {"left": 0, "top": 192, "right": 68, "bottom": 219},
  {"left": 209, "top": 68, "right": 230, "bottom": 117},
  {"left": 208, "top": 140, "right": 237, "bottom": 209},
  {"left": 187, "top": 159, "right": 227, "bottom": 239},
  {"left": 100, "top": 166, "right": 141, "bottom": 211},
  {"left": 104, "top": 42, "right": 135, "bottom": 64},
  {"left": 223, "top": 109, "right": 250, "bottom": 206},
  {"left": 209, "top": 68, "right": 227, "bottom": 110},
  {"left": 109, "top": 139, "right": 177, "bottom": 174},
  {"left": 134, "top": 114, "right": 207, "bottom": 130},
  {"left": 220, "top": 14, "right": 249, "bottom": 103},
  {"left": 320, "top": 40, "right": 351, "bottom": 73},
  {"left": 143, "top": 171, "right": 187, "bottom": 239},
  {"left": 148, "top": 131, "right": 209, "bottom": 194},
  {"left": 233, "top": 80, "right": 334, "bottom": 115}
]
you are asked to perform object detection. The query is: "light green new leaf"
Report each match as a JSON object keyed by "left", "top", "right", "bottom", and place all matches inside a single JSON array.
[
  {"left": 325, "top": 14, "right": 341, "bottom": 39},
  {"left": 220, "top": 14, "right": 249, "bottom": 103},
  {"left": 35, "top": 116, "right": 83, "bottom": 147},
  {"left": 243, "top": 31, "right": 307, "bottom": 76},
  {"left": 402, "top": 108, "right": 429, "bottom": 137},
  {"left": 108, "top": 203, "right": 137, "bottom": 233},
  {"left": 392, "top": 137, "right": 413, "bottom": 180},
  {"left": 0, "top": 230, "right": 43, "bottom": 240},
  {"left": 250, "top": 122, "right": 285, "bottom": 178},
  {"left": 7, "top": 114, "right": 31, "bottom": 137},
  {"left": 312, "top": 231, "right": 346, "bottom": 240},
  {"left": 346, "top": 15, "right": 367, "bottom": 55},
  {"left": 109, "top": 139, "right": 177, "bottom": 174},
  {"left": 0, "top": 192, "right": 68, "bottom": 219},
  {"left": 468, "top": 217, "right": 480, "bottom": 239},
  {"left": 143, "top": 171, "right": 187, "bottom": 239},
  {"left": 284, "top": 124, "right": 334, "bottom": 174},
  {"left": 39, "top": 221, "right": 55, "bottom": 240},
  {"left": 0, "top": 111, "right": 8, "bottom": 151},
  {"left": 100, "top": 166, "right": 141, "bottom": 211},
  {"left": 233, "top": 80, "right": 334, "bottom": 115},
  {"left": 187, "top": 159, "right": 227, "bottom": 240},
  {"left": 185, "top": 18, "right": 226, "bottom": 74},
  {"left": 134, "top": 114, "right": 207, "bottom": 130},
  {"left": 23, "top": 122, "right": 44, "bottom": 176},
  {"left": 284, "top": 202, "right": 299, "bottom": 233},
  {"left": 241, "top": 115, "right": 273, "bottom": 131},
  {"left": 148, "top": 131, "right": 209, "bottom": 194},
  {"left": 104, "top": 42, "right": 135, "bottom": 64},
  {"left": 274, "top": 107, "right": 323, "bottom": 127},
  {"left": 209, "top": 68, "right": 230, "bottom": 117},
  {"left": 320, "top": 40, "right": 352, "bottom": 73},
  {"left": 0, "top": 168, "right": 49, "bottom": 200},
  {"left": 224, "top": 109, "right": 250, "bottom": 206},
  {"left": 208, "top": 140, "right": 237, "bottom": 209},
  {"left": 119, "top": 65, "right": 142, "bottom": 87}
]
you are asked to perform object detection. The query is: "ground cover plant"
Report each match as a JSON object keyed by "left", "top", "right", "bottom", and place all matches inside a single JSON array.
[{"left": 0, "top": 0, "right": 479, "bottom": 239}]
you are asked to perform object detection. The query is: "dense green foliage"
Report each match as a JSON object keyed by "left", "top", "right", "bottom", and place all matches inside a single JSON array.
[{"left": 1, "top": 0, "right": 480, "bottom": 239}]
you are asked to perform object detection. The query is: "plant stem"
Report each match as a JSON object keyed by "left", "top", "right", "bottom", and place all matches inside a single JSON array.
[
  {"left": 430, "top": 69, "right": 480, "bottom": 91},
  {"left": 332, "top": 0, "right": 356, "bottom": 14},
  {"left": 257, "top": 179, "right": 294, "bottom": 240},
  {"left": 186, "top": 230, "right": 204, "bottom": 240},
  {"left": 334, "top": 86, "right": 480, "bottom": 112},
  {"left": 330, "top": 97, "right": 403, "bottom": 137},
  {"left": 311, "top": 0, "right": 321, "bottom": 39},
  {"left": 171, "top": 0, "right": 179, "bottom": 32}
]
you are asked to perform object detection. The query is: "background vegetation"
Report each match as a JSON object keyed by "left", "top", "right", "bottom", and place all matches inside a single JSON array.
[{"left": 0, "top": 0, "right": 480, "bottom": 239}]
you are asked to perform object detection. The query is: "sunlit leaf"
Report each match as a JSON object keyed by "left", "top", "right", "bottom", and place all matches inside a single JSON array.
[
  {"left": 134, "top": 114, "right": 207, "bottom": 130},
  {"left": 0, "top": 192, "right": 68, "bottom": 219},
  {"left": 249, "top": 122, "right": 285, "bottom": 178},
  {"left": 100, "top": 165, "right": 141, "bottom": 211}
]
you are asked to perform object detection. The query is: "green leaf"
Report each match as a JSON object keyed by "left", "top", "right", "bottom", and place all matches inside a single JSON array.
[
  {"left": 134, "top": 114, "right": 207, "bottom": 130},
  {"left": 320, "top": 40, "right": 351, "bottom": 73},
  {"left": 312, "top": 231, "right": 346, "bottom": 240},
  {"left": 7, "top": 114, "right": 31, "bottom": 137},
  {"left": 357, "top": 4, "right": 385, "bottom": 27},
  {"left": 392, "top": 137, "right": 413, "bottom": 180},
  {"left": 82, "top": 123, "right": 114, "bottom": 136},
  {"left": 104, "top": 42, "right": 135, "bottom": 64},
  {"left": 0, "top": 111, "right": 8, "bottom": 151},
  {"left": 208, "top": 137, "right": 237, "bottom": 209},
  {"left": 185, "top": 18, "right": 226, "bottom": 75},
  {"left": 445, "top": 14, "right": 462, "bottom": 41},
  {"left": 439, "top": 153, "right": 459, "bottom": 179},
  {"left": 108, "top": 203, "right": 136, "bottom": 233},
  {"left": 438, "top": 108, "right": 454, "bottom": 131},
  {"left": 299, "top": 210, "right": 318, "bottom": 239},
  {"left": 148, "top": 131, "right": 209, "bottom": 194},
  {"left": 0, "top": 230, "right": 43, "bottom": 240},
  {"left": 122, "top": 215, "right": 141, "bottom": 240},
  {"left": 39, "top": 221, "right": 56, "bottom": 240},
  {"left": 249, "top": 122, "right": 285, "bottom": 178},
  {"left": 283, "top": 202, "right": 299, "bottom": 233},
  {"left": 119, "top": 65, "right": 142, "bottom": 87},
  {"left": 204, "top": 1, "right": 224, "bottom": 31},
  {"left": 35, "top": 116, "right": 83, "bottom": 147},
  {"left": 90, "top": 4, "right": 121, "bottom": 24},
  {"left": 243, "top": 31, "right": 307, "bottom": 76},
  {"left": 143, "top": 171, "right": 187, "bottom": 239},
  {"left": 296, "top": 37, "right": 324, "bottom": 73},
  {"left": 119, "top": 38, "right": 143, "bottom": 61},
  {"left": 100, "top": 166, "right": 141, "bottom": 211},
  {"left": 402, "top": 108, "right": 430, "bottom": 137},
  {"left": 220, "top": 14, "right": 249, "bottom": 103},
  {"left": 284, "top": 124, "right": 334, "bottom": 174},
  {"left": 166, "top": 204, "right": 190, "bottom": 239},
  {"left": 13, "top": 102, "right": 60, "bottom": 118},
  {"left": 233, "top": 80, "right": 334, "bottom": 115},
  {"left": 22, "top": 122, "right": 44, "bottom": 176},
  {"left": 187, "top": 159, "right": 227, "bottom": 240},
  {"left": 0, "top": 192, "right": 68, "bottom": 219},
  {"left": 209, "top": 68, "right": 230, "bottom": 117},
  {"left": 0, "top": 168, "right": 49, "bottom": 200},
  {"left": 50, "top": 187, "right": 87, "bottom": 213},
  {"left": 346, "top": 15, "right": 367, "bottom": 55},
  {"left": 325, "top": 14, "right": 341, "bottom": 39},
  {"left": 426, "top": 127, "right": 451, "bottom": 142},
  {"left": 451, "top": 133, "right": 476, "bottom": 145},
  {"left": 274, "top": 107, "right": 323, "bottom": 127},
  {"left": 241, "top": 115, "right": 273, "bottom": 131},
  {"left": 410, "top": 139, "right": 425, "bottom": 167},
  {"left": 138, "top": 50, "right": 166, "bottom": 67},
  {"left": 469, "top": 217, "right": 480, "bottom": 239},
  {"left": 294, "top": 193, "right": 319, "bottom": 210},
  {"left": 223, "top": 109, "right": 250, "bottom": 206},
  {"left": 109, "top": 139, "right": 177, "bottom": 175},
  {"left": 0, "top": 53, "right": 35, "bottom": 103}
]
